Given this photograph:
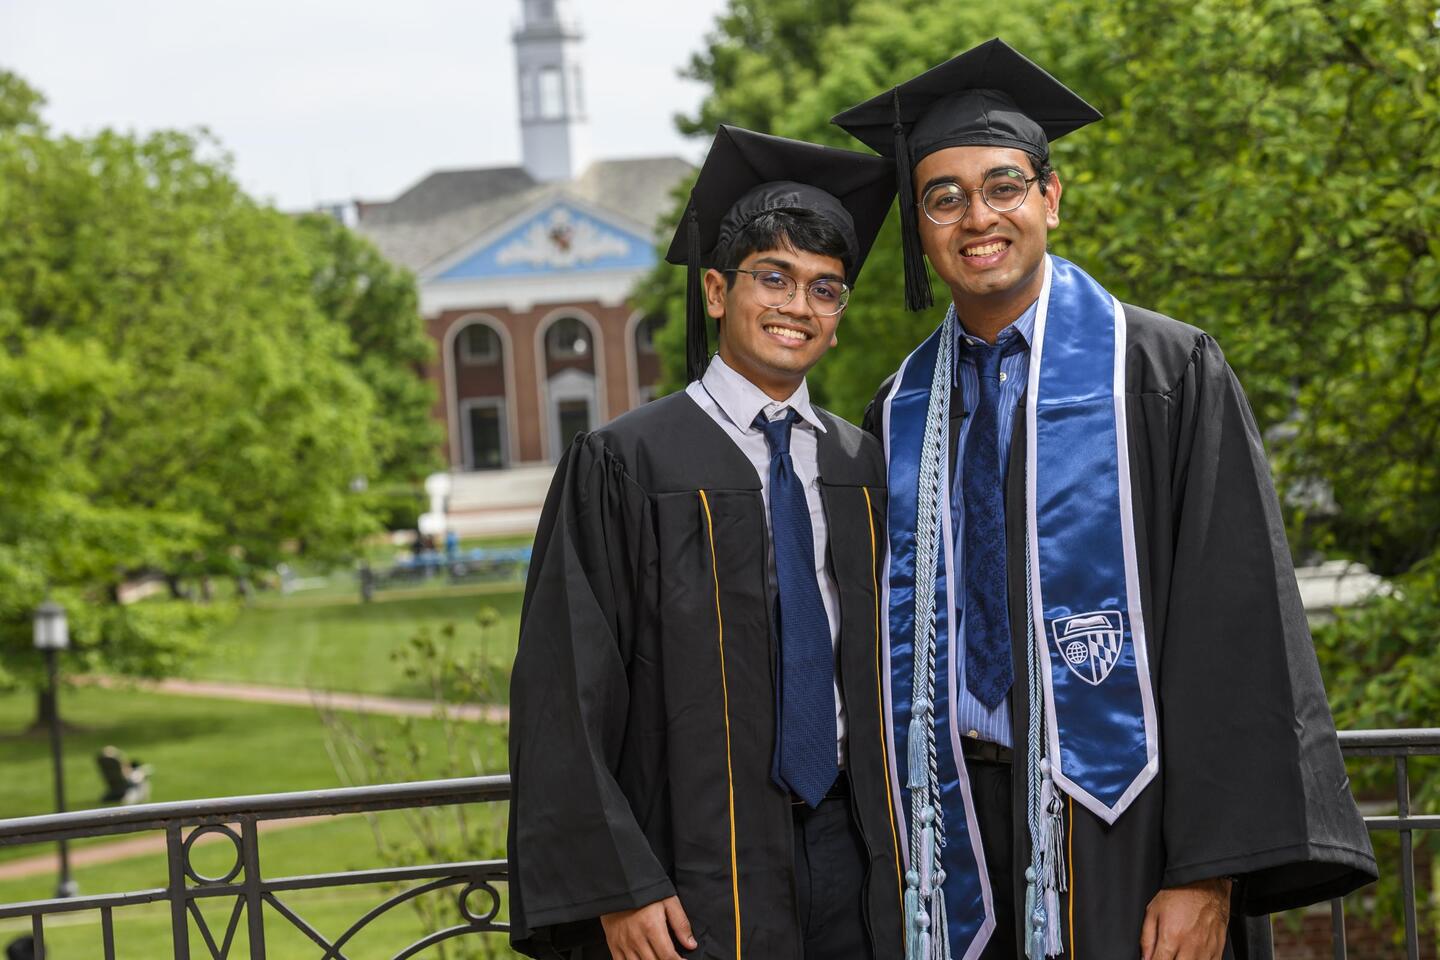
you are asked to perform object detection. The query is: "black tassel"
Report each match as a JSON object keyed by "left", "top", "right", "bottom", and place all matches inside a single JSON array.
[
  {"left": 684, "top": 204, "right": 710, "bottom": 382},
  {"left": 893, "top": 88, "right": 932, "bottom": 312}
]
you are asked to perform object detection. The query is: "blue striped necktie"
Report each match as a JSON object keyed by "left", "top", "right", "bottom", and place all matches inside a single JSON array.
[
  {"left": 961, "top": 340, "right": 1015, "bottom": 708},
  {"left": 754, "top": 410, "right": 837, "bottom": 808}
]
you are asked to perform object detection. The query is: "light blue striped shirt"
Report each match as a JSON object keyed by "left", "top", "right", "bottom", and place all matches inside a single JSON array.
[{"left": 951, "top": 298, "right": 1039, "bottom": 748}]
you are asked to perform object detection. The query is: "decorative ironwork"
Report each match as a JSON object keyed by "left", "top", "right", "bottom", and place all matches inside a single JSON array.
[
  {"left": 1323, "top": 729, "right": 1439, "bottom": 960},
  {"left": 0, "top": 776, "right": 510, "bottom": 959},
  {"left": 0, "top": 735, "right": 1434, "bottom": 958}
]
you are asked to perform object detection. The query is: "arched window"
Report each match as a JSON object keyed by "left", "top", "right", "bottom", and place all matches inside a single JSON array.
[
  {"left": 449, "top": 318, "right": 510, "bottom": 470},
  {"left": 539, "top": 313, "right": 599, "bottom": 461},
  {"left": 545, "top": 316, "right": 591, "bottom": 359},
  {"left": 635, "top": 315, "right": 664, "bottom": 354},
  {"left": 460, "top": 323, "right": 500, "bottom": 364}
]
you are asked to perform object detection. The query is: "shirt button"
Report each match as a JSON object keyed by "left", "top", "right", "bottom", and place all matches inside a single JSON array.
[
  {"left": 998, "top": 372, "right": 1008, "bottom": 382},
  {"left": 967, "top": 729, "right": 979, "bottom": 739}
]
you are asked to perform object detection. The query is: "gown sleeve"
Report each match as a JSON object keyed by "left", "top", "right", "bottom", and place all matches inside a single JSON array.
[
  {"left": 508, "top": 433, "right": 674, "bottom": 957},
  {"left": 1157, "top": 334, "right": 1378, "bottom": 913},
  {"left": 861, "top": 373, "right": 897, "bottom": 443}
]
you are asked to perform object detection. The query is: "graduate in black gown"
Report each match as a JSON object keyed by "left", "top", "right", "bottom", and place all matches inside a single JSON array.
[
  {"left": 831, "top": 39, "right": 1377, "bottom": 960},
  {"left": 508, "top": 125, "right": 906, "bottom": 960}
]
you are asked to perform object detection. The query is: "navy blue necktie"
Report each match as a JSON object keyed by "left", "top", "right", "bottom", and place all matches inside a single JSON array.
[
  {"left": 754, "top": 410, "right": 837, "bottom": 808},
  {"left": 961, "top": 340, "right": 1015, "bottom": 708}
]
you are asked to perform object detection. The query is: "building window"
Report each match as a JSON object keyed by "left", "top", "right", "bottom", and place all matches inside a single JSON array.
[
  {"left": 519, "top": 70, "right": 535, "bottom": 120},
  {"left": 635, "top": 315, "right": 664, "bottom": 354},
  {"left": 538, "top": 67, "right": 564, "bottom": 120},
  {"left": 557, "top": 398, "right": 590, "bottom": 450},
  {"left": 460, "top": 323, "right": 500, "bottom": 365},
  {"left": 465, "top": 401, "right": 507, "bottom": 470},
  {"left": 546, "top": 316, "right": 591, "bottom": 359}
]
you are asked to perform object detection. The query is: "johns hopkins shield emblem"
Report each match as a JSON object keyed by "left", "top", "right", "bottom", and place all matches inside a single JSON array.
[{"left": 1050, "top": 611, "right": 1125, "bottom": 686}]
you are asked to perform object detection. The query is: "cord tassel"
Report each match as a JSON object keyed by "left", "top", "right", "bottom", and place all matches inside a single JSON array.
[
  {"left": 908, "top": 710, "right": 930, "bottom": 788},
  {"left": 932, "top": 893, "right": 949, "bottom": 960},
  {"left": 1044, "top": 780, "right": 1067, "bottom": 894},
  {"left": 905, "top": 875, "right": 921, "bottom": 960},
  {"left": 1023, "top": 866, "right": 1039, "bottom": 960},
  {"left": 919, "top": 817, "right": 935, "bottom": 895},
  {"left": 1044, "top": 886, "right": 1063, "bottom": 956}
]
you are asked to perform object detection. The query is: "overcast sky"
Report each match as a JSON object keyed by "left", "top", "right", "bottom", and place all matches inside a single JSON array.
[{"left": 0, "top": 0, "right": 729, "bottom": 210}]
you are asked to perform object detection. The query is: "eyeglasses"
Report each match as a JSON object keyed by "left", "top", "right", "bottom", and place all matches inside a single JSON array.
[
  {"left": 920, "top": 168, "right": 1041, "bottom": 225},
  {"left": 724, "top": 269, "right": 851, "bottom": 316}
]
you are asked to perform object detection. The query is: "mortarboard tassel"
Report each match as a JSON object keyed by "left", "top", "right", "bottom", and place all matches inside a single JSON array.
[
  {"left": 684, "top": 203, "right": 709, "bottom": 382},
  {"left": 892, "top": 88, "right": 933, "bottom": 312}
]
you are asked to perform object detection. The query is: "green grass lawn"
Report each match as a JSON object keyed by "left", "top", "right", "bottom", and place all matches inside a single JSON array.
[
  {"left": 0, "top": 555, "right": 527, "bottom": 956},
  {"left": 0, "top": 687, "right": 507, "bottom": 857},
  {"left": 0, "top": 686, "right": 516, "bottom": 956},
  {"left": 191, "top": 587, "right": 524, "bottom": 700}
]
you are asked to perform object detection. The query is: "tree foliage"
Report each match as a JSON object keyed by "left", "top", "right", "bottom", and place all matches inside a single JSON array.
[
  {"left": 0, "top": 70, "right": 435, "bottom": 688},
  {"left": 643, "top": 0, "right": 1440, "bottom": 583},
  {"left": 293, "top": 213, "right": 442, "bottom": 526}
]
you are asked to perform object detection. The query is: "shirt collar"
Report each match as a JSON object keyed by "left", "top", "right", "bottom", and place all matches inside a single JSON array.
[
  {"left": 701, "top": 354, "right": 828, "bottom": 434},
  {"left": 956, "top": 296, "right": 1039, "bottom": 354}
]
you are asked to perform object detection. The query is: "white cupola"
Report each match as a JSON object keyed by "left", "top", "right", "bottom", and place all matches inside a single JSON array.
[{"left": 514, "top": 0, "right": 591, "bottom": 182}]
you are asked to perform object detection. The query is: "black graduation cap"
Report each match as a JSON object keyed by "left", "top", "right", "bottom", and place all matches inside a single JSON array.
[
  {"left": 664, "top": 124, "right": 895, "bottom": 382},
  {"left": 831, "top": 38, "right": 1102, "bottom": 311}
]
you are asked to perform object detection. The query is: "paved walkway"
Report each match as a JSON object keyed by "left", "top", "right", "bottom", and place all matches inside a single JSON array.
[
  {"left": 78, "top": 676, "right": 510, "bottom": 725},
  {"left": 0, "top": 816, "right": 329, "bottom": 881}
]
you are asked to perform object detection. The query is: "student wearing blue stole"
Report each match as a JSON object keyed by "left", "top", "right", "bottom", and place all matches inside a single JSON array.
[{"left": 832, "top": 39, "right": 1376, "bottom": 960}]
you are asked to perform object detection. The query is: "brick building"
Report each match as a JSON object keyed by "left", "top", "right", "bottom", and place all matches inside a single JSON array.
[{"left": 357, "top": 0, "right": 690, "bottom": 507}]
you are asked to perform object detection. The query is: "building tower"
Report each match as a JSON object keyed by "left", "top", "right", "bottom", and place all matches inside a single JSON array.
[{"left": 514, "top": 0, "right": 591, "bottom": 183}]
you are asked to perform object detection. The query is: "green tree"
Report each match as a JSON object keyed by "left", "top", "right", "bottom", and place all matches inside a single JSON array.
[
  {"left": 294, "top": 213, "right": 442, "bottom": 526},
  {"left": 1034, "top": 0, "right": 1440, "bottom": 578},
  {"left": 0, "top": 71, "right": 433, "bottom": 699},
  {"left": 677, "top": 0, "right": 870, "bottom": 138},
  {"left": 0, "top": 70, "right": 44, "bottom": 133},
  {"left": 645, "top": 0, "right": 1440, "bottom": 579}
]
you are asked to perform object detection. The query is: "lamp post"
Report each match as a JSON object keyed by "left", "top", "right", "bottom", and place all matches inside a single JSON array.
[{"left": 33, "top": 601, "right": 77, "bottom": 899}]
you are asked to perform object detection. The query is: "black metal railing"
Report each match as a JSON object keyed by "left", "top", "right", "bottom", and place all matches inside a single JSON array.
[
  {"left": 0, "top": 732, "right": 1433, "bottom": 959},
  {"left": 1326, "top": 729, "right": 1439, "bottom": 960},
  {"left": 0, "top": 776, "right": 511, "bottom": 959}
]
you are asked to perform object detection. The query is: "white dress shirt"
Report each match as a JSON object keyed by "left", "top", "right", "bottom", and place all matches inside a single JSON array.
[{"left": 686, "top": 355, "right": 847, "bottom": 767}]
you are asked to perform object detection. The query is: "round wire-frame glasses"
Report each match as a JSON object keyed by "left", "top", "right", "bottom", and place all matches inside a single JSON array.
[
  {"left": 920, "top": 168, "right": 1041, "bottom": 225},
  {"left": 723, "top": 268, "right": 851, "bottom": 316}
]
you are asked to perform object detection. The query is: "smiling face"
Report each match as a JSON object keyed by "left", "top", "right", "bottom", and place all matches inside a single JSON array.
[
  {"left": 704, "top": 245, "right": 846, "bottom": 401},
  {"left": 914, "top": 145, "right": 1062, "bottom": 334}
]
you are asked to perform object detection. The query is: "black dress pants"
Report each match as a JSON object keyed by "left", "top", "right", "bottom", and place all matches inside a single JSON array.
[
  {"left": 967, "top": 755, "right": 1019, "bottom": 960},
  {"left": 792, "top": 773, "right": 873, "bottom": 960}
]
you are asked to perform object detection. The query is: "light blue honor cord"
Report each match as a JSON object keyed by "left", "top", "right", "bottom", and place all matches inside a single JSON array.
[{"left": 905, "top": 306, "right": 955, "bottom": 960}]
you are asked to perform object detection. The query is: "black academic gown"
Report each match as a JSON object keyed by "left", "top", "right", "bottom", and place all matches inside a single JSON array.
[
  {"left": 508, "top": 391, "right": 907, "bottom": 960},
  {"left": 865, "top": 304, "right": 1376, "bottom": 959}
]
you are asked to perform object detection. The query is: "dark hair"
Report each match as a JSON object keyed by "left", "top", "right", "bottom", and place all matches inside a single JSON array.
[
  {"left": 714, "top": 208, "right": 850, "bottom": 286},
  {"left": 1026, "top": 150, "right": 1055, "bottom": 195}
]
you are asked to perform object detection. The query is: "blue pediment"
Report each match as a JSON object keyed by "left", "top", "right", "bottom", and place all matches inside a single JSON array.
[{"left": 435, "top": 201, "right": 655, "bottom": 280}]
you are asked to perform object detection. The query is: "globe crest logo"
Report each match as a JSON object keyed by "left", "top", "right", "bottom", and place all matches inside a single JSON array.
[{"left": 1050, "top": 611, "right": 1125, "bottom": 686}]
